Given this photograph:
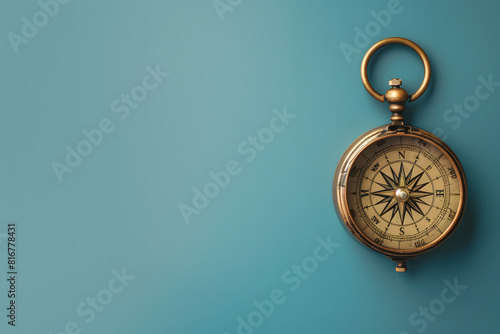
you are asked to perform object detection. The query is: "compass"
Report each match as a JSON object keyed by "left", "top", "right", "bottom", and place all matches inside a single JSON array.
[{"left": 333, "top": 37, "right": 467, "bottom": 272}]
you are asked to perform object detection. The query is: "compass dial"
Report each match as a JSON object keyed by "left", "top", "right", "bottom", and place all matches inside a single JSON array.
[{"left": 345, "top": 135, "right": 463, "bottom": 251}]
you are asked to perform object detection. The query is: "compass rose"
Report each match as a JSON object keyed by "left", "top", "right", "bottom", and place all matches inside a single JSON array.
[{"left": 371, "top": 162, "right": 432, "bottom": 224}]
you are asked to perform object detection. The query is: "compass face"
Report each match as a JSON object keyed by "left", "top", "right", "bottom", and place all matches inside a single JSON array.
[{"left": 345, "top": 134, "right": 464, "bottom": 252}]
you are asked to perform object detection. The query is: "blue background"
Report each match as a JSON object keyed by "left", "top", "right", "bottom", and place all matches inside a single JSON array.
[{"left": 0, "top": 0, "right": 498, "bottom": 333}]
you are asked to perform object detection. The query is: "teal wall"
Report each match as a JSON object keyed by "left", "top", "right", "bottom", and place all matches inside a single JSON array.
[{"left": 0, "top": 1, "right": 498, "bottom": 333}]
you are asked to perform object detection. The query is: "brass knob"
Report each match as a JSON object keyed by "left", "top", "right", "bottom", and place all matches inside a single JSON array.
[
  {"left": 385, "top": 78, "right": 409, "bottom": 122},
  {"left": 395, "top": 261, "right": 407, "bottom": 272}
]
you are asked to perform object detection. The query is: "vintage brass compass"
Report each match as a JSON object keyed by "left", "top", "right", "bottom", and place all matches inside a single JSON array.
[{"left": 333, "top": 37, "right": 467, "bottom": 272}]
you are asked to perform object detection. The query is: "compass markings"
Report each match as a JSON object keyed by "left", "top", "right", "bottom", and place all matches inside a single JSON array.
[
  {"left": 364, "top": 176, "right": 376, "bottom": 183},
  {"left": 371, "top": 162, "right": 432, "bottom": 225},
  {"left": 346, "top": 140, "right": 461, "bottom": 249}
]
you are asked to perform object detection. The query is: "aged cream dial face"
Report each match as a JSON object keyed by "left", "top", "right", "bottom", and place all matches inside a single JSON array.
[{"left": 346, "top": 135, "right": 462, "bottom": 251}]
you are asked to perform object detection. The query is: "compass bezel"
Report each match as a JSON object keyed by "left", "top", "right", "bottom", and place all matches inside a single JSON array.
[{"left": 333, "top": 124, "right": 467, "bottom": 259}]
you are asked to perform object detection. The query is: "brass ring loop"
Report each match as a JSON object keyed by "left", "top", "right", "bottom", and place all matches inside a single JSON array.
[{"left": 360, "top": 37, "right": 431, "bottom": 103}]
